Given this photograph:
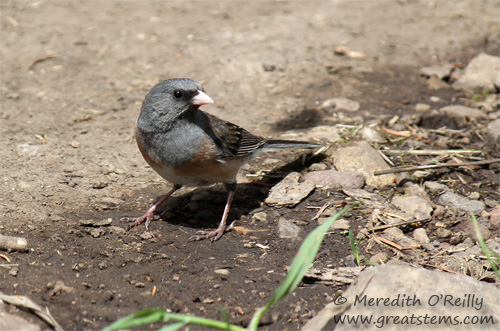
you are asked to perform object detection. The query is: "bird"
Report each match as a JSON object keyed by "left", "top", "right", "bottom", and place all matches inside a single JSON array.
[{"left": 128, "top": 78, "right": 320, "bottom": 241}]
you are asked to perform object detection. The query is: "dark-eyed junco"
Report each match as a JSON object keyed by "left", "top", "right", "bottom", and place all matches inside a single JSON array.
[{"left": 129, "top": 78, "right": 320, "bottom": 241}]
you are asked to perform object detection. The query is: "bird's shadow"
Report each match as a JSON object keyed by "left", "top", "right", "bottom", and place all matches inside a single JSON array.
[{"left": 144, "top": 150, "right": 325, "bottom": 232}]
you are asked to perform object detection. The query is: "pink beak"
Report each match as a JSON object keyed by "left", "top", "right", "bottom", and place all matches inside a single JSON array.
[{"left": 191, "top": 90, "right": 214, "bottom": 106}]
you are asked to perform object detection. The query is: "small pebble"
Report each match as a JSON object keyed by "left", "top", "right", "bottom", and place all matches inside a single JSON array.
[
  {"left": 435, "top": 228, "right": 452, "bottom": 239},
  {"left": 468, "top": 192, "right": 480, "bottom": 200},
  {"left": 252, "top": 212, "right": 267, "bottom": 222},
  {"left": 262, "top": 61, "right": 276, "bottom": 72},
  {"left": 369, "top": 252, "right": 388, "bottom": 264},
  {"left": 214, "top": 268, "right": 230, "bottom": 275},
  {"left": 413, "top": 228, "right": 430, "bottom": 245}
]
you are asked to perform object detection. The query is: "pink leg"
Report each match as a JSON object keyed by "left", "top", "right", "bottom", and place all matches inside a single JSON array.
[
  {"left": 127, "top": 186, "right": 179, "bottom": 230},
  {"left": 189, "top": 189, "right": 236, "bottom": 242}
]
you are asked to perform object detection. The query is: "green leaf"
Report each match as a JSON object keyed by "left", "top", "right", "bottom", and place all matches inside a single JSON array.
[
  {"left": 471, "top": 212, "right": 500, "bottom": 279},
  {"left": 247, "top": 202, "right": 360, "bottom": 330},
  {"left": 158, "top": 321, "right": 188, "bottom": 331},
  {"left": 102, "top": 308, "right": 167, "bottom": 331},
  {"left": 103, "top": 202, "right": 360, "bottom": 331}
]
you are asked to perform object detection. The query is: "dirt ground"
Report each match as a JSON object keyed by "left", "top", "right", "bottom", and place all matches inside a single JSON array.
[{"left": 1, "top": 1, "right": 499, "bottom": 330}]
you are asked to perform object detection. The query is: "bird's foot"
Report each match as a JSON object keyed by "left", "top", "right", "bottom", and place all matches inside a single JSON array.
[
  {"left": 188, "top": 221, "right": 236, "bottom": 242},
  {"left": 122, "top": 212, "right": 159, "bottom": 230}
]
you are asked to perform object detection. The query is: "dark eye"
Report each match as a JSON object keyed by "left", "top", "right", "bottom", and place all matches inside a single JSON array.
[{"left": 173, "top": 90, "right": 183, "bottom": 99}]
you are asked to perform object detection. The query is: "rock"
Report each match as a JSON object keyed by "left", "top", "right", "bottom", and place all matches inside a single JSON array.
[
  {"left": 424, "top": 181, "right": 449, "bottom": 194},
  {"left": 333, "top": 45, "right": 367, "bottom": 59},
  {"left": 0, "top": 306, "right": 41, "bottom": 331},
  {"left": 94, "top": 197, "right": 125, "bottom": 210},
  {"left": 320, "top": 97, "right": 360, "bottom": 112},
  {"left": 278, "top": 218, "right": 302, "bottom": 239},
  {"left": 308, "top": 163, "right": 328, "bottom": 171},
  {"left": 421, "top": 104, "right": 487, "bottom": 129},
  {"left": 413, "top": 228, "right": 430, "bottom": 245},
  {"left": 262, "top": 61, "right": 276, "bottom": 72},
  {"left": 280, "top": 125, "right": 342, "bottom": 142},
  {"left": 449, "top": 232, "right": 465, "bottom": 245},
  {"left": 437, "top": 191, "right": 486, "bottom": 214},
  {"left": 214, "top": 268, "right": 230, "bottom": 275},
  {"left": 16, "top": 143, "right": 39, "bottom": 157},
  {"left": 421, "top": 63, "right": 454, "bottom": 79},
  {"left": 342, "top": 188, "right": 386, "bottom": 206},
  {"left": 435, "top": 227, "right": 452, "bottom": 239},
  {"left": 0, "top": 234, "right": 28, "bottom": 252},
  {"left": 415, "top": 103, "right": 431, "bottom": 111},
  {"left": 429, "top": 96, "right": 441, "bottom": 103},
  {"left": 302, "top": 265, "right": 500, "bottom": 331},
  {"left": 265, "top": 172, "right": 315, "bottom": 206},
  {"left": 79, "top": 218, "right": 113, "bottom": 227},
  {"left": 318, "top": 217, "right": 350, "bottom": 231},
  {"left": 108, "top": 226, "right": 126, "bottom": 234},
  {"left": 89, "top": 228, "right": 105, "bottom": 238},
  {"left": 332, "top": 141, "right": 396, "bottom": 189},
  {"left": 383, "top": 227, "right": 420, "bottom": 249},
  {"left": 486, "top": 118, "right": 500, "bottom": 156},
  {"left": 427, "top": 75, "right": 449, "bottom": 89},
  {"left": 391, "top": 195, "right": 433, "bottom": 220},
  {"left": 369, "top": 252, "right": 388, "bottom": 264},
  {"left": 485, "top": 198, "right": 499, "bottom": 208},
  {"left": 468, "top": 192, "right": 480, "bottom": 200},
  {"left": 359, "top": 126, "right": 385, "bottom": 142},
  {"left": 453, "top": 53, "right": 500, "bottom": 92},
  {"left": 382, "top": 227, "right": 404, "bottom": 242},
  {"left": 252, "top": 212, "right": 268, "bottom": 222},
  {"left": 460, "top": 218, "right": 491, "bottom": 241},
  {"left": 439, "top": 105, "right": 487, "bottom": 127},
  {"left": 404, "top": 183, "right": 431, "bottom": 202},
  {"left": 490, "top": 207, "right": 500, "bottom": 228},
  {"left": 304, "top": 266, "right": 363, "bottom": 285},
  {"left": 303, "top": 170, "right": 365, "bottom": 190}
]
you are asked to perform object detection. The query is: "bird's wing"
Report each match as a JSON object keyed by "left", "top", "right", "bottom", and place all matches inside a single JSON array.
[{"left": 205, "top": 112, "right": 266, "bottom": 158}]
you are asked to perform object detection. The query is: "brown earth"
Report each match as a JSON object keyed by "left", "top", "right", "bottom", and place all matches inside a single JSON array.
[{"left": 1, "top": 1, "right": 499, "bottom": 330}]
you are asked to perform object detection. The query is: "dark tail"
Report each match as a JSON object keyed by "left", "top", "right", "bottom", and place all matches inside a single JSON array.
[{"left": 262, "top": 139, "right": 321, "bottom": 151}]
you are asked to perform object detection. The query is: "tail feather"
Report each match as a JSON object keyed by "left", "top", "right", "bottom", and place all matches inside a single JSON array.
[{"left": 262, "top": 139, "right": 321, "bottom": 151}]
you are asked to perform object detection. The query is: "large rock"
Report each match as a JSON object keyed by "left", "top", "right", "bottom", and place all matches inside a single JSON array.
[
  {"left": 265, "top": 172, "right": 315, "bottom": 206},
  {"left": 439, "top": 105, "right": 487, "bottom": 128},
  {"left": 303, "top": 170, "right": 365, "bottom": 190},
  {"left": 391, "top": 195, "right": 433, "bottom": 220},
  {"left": 332, "top": 141, "right": 396, "bottom": 189},
  {"left": 302, "top": 265, "right": 500, "bottom": 330},
  {"left": 453, "top": 53, "right": 500, "bottom": 92},
  {"left": 437, "top": 191, "right": 485, "bottom": 214}
]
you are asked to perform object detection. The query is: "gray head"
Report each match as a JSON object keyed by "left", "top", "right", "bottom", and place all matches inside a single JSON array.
[{"left": 139, "top": 78, "right": 214, "bottom": 127}]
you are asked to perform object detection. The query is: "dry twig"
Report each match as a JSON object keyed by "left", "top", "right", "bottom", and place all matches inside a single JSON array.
[
  {"left": 374, "top": 158, "right": 500, "bottom": 175},
  {"left": 370, "top": 218, "right": 431, "bottom": 231},
  {"left": 26, "top": 53, "right": 59, "bottom": 70},
  {"left": 382, "top": 149, "right": 483, "bottom": 156}
]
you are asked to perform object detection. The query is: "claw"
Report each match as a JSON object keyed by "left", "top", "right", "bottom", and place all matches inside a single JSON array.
[
  {"left": 187, "top": 222, "right": 235, "bottom": 242},
  {"left": 125, "top": 186, "right": 179, "bottom": 231},
  {"left": 124, "top": 213, "right": 158, "bottom": 231}
]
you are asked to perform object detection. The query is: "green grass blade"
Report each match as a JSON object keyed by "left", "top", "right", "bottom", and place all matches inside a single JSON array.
[
  {"left": 102, "top": 310, "right": 245, "bottom": 331},
  {"left": 102, "top": 308, "right": 167, "bottom": 331},
  {"left": 471, "top": 212, "right": 500, "bottom": 279},
  {"left": 158, "top": 321, "right": 188, "bottom": 331},
  {"left": 348, "top": 226, "right": 360, "bottom": 265},
  {"left": 247, "top": 202, "right": 360, "bottom": 330},
  {"left": 105, "top": 203, "right": 359, "bottom": 331}
]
